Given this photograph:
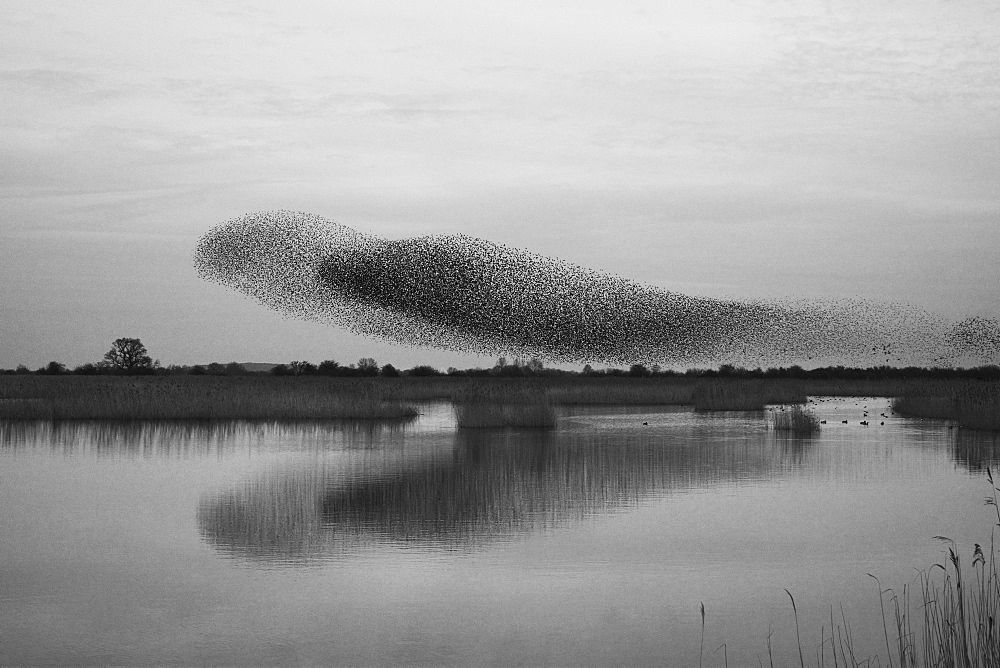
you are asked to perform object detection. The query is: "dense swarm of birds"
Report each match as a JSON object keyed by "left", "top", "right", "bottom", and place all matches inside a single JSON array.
[{"left": 194, "top": 211, "right": 1000, "bottom": 368}]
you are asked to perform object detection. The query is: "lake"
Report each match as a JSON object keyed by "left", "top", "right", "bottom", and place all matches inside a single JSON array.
[{"left": 2, "top": 398, "right": 999, "bottom": 665}]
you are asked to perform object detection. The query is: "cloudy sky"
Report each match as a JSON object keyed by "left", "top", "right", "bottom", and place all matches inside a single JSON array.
[{"left": 3, "top": 0, "right": 999, "bottom": 370}]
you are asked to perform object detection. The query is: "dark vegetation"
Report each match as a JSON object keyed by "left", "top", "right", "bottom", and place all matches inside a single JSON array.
[
  {"left": 893, "top": 382, "right": 1000, "bottom": 431},
  {"left": 0, "top": 376, "right": 419, "bottom": 420},
  {"left": 2, "top": 338, "right": 998, "bottom": 426},
  {"left": 714, "top": 471, "right": 1000, "bottom": 666},
  {"left": 771, "top": 404, "right": 822, "bottom": 434}
]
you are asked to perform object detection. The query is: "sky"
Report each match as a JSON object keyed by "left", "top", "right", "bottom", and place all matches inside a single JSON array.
[{"left": 3, "top": 0, "right": 999, "bottom": 370}]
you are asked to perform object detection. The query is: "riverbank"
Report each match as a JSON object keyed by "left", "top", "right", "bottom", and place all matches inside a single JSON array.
[
  {"left": 1, "top": 375, "right": 996, "bottom": 429},
  {"left": 0, "top": 375, "right": 1000, "bottom": 430},
  {"left": 0, "top": 376, "right": 419, "bottom": 420}
]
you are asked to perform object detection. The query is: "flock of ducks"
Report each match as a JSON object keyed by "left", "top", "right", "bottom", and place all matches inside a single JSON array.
[{"left": 811, "top": 399, "right": 891, "bottom": 426}]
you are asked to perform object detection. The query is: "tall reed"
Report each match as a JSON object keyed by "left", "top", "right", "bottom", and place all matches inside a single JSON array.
[
  {"left": 726, "top": 471, "right": 1000, "bottom": 666},
  {"left": 870, "top": 469, "right": 1000, "bottom": 666}
]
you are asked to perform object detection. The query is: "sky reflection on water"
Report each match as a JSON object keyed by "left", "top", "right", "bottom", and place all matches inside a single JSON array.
[{"left": 3, "top": 400, "right": 1000, "bottom": 665}]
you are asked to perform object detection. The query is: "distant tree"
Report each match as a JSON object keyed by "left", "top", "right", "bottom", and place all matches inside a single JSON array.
[
  {"left": 406, "top": 365, "right": 440, "bottom": 377},
  {"left": 103, "top": 338, "right": 153, "bottom": 374},
  {"left": 72, "top": 362, "right": 99, "bottom": 375},
  {"left": 526, "top": 358, "right": 544, "bottom": 373},
  {"left": 357, "top": 358, "right": 379, "bottom": 376},
  {"left": 15, "top": 364, "right": 31, "bottom": 375},
  {"left": 271, "top": 364, "right": 290, "bottom": 376},
  {"left": 497, "top": 364, "right": 523, "bottom": 377},
  {"left": 42, "top": 361, "right": 67, "bottom": 375},
  {"left": 582, "top": 364, "right": 594, "bottom": 376},
  {"left": 224, "top": 362, "right": 247, "bottom": 375},
  {"left": 629, "top": 364, "right": 651, "bottom": 377},
  {"left": 190, "top": 364, "right": 206, "bottom": 375},
  {"left": 318, "top": 360, "right": 340, "bottom": 376},
  {"left": 380, "top": 363, "right": 400, "bottom": 377},
  {"left": 205, "top": 362, "right": 227, "bottom": 375},
  {"left": 288, "top": 361, "right": 317, "bottom": 376}
]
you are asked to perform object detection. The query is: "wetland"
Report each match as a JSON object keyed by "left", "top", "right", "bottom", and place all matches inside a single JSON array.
[{"left": 3, "top": 396, "right": 1000, "bottom": 664}]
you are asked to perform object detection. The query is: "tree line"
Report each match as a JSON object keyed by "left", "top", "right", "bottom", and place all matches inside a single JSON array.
[{"left": 3, "top": 337, "right": 999, "bottom": 380}]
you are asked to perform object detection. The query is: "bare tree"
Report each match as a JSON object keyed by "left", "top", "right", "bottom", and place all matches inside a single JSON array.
[
  {"left": 357, "top": 357, "right": 379, "bottom": 376},
  {"left": 103, "top": 338, "right": 153, "bottom": 373}
]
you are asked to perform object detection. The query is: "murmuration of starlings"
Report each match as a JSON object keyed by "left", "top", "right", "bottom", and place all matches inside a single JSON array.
[{"left": 194, "top": 211, "right": 1000, "bottom": 368}]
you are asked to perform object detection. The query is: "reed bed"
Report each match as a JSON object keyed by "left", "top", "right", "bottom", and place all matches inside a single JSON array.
[
  {"left": 544, "top": 378, "right": 696, "bottom": 405},
  {"left": 0, "top": 376, "right": 418, "bottom": 420},
  {"left": 452, "top": 382, "right": 556, "bottom": 428},
  {"left": 691, "top": 379, "right": 808, "bottom": 411},
  {"left": 854, "top": 470, "right": 1000, "bottom": 667},
  {"left": 707, "top": 471, "right": 1000, "bottom": 667},
  {"left": 771, "top": 405, "right": 821, "bottom": 434},
  {"left": 893, "top": 381, "right": 1000, "bottom": 431},
  {"left": 955, "top": 383, "right": 1000, "bottom": 431}
]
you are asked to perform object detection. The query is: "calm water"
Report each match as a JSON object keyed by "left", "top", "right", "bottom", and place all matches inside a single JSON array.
[{"left": 3, "top": 398, "right": 1000, "bottom": 665}]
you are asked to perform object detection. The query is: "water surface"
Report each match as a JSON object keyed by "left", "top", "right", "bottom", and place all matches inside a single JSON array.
[{"left": 2, "top": 399, "right": 999, "bottom": 665}]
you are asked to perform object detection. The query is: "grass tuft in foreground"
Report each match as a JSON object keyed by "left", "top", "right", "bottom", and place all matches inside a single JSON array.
[
  {"left": 866, "top": 469, "right": 1000, "bottom": 667},
  {"left": 710, "top": 470, "right": 1000, "bottom": 666}
]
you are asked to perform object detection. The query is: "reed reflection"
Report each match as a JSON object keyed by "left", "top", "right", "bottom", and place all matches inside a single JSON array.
[
  {"left": 952, "top": 429, "right": 1000, "bottom": 473},
  {"left": 198, "top": 425, "right": 783, "bottom": 562},
  {"left": 0, "top": 419, "right": 411, "bottom": 457}
]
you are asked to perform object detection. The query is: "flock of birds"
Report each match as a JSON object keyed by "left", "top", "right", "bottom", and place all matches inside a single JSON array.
[
  {"left": 195, "top": 211, "right": 1000, "bottom": 368},
  {"left": 809, "top": 398, "right": 892, "bottom": 426}
]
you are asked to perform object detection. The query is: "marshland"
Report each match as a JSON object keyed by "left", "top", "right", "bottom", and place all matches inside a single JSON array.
[
  {"left": 2, "top": 365, "right": 998, "bottom": 430},
  {"left": 3, "top": 362, "right": 1000, "bottom": 665}
]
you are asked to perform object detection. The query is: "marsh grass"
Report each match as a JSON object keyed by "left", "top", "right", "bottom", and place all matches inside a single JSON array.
[
  {"left": 0, "top": 376, "right": 418, "bottom": 420},
  {"left": 861, "top": 470, "right": 1000, "bottom": 667},
  {"left": 452, "top": 382, "right": 556, "bottom": 428},
  {"left": 691, "top": 379, "right": 808, "bottom": 411},
  {"left": 771, "top": 405, "right": 821, "bottom": 434},
  {"left": 893, "top": 381, "right": 1000, "bottom": 431},
  {"left": 545, "top": 379, "right": 696, "bottom": 405},
  {"left": 955, "top": 383, "right": 1000, "bottom": 431},
  {"left": 712, "top": 471, "right": 1000, "bottom": 667},
  {"left": 892, "top": 394, "right": 958, "bottom": 420},
  {"left": 4, "top": 375, "right": 995, "bottom": 428}
]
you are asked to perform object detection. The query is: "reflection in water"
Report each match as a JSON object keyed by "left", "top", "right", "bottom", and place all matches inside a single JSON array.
[
  {"left": 198, "top": 423, "right": 785, "bottom": 562},
  {"left": 0, "top": 419, "right": 413, "bottom": 457},
  {"left": 953, "top": 429, "right": 1000, "bottom": 472}
]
